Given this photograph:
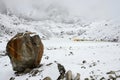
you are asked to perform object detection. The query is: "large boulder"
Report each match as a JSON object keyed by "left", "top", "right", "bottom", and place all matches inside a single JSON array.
[{"left": 6, "top": 32, "right": 44, "bottom": 72}]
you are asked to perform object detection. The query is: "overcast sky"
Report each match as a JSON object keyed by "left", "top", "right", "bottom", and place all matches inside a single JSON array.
[{"left": 2, "top": 0, "right": 120, "bottom": 20}]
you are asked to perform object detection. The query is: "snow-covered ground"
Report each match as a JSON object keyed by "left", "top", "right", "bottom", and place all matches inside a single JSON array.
[
  {"left": 0, "top": 38, "right": 120, "bottom": 80},
  {"left": 0, "top": 11, "right": 120, "bottom": 80}
]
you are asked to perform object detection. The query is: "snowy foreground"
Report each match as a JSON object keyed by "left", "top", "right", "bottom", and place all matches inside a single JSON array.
[
  {"left": 0, "top": 38, "right": 120, "bottom": 80},
  {"left": 0, "top": 13, "right": 120, "bottom": 80}
]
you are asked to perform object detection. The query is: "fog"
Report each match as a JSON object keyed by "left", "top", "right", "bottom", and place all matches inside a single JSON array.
[{"left": 1, "top": 0, "right": 120, "bottom": 21}]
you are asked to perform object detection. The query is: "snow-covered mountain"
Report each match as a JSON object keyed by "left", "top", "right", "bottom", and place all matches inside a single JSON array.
[
  {"left": 79, "top": 20, "right": 120, "bottom": 42},
  {"left": 0, "top": 13, "right": 120, "bottom": 42},
  {"left": 1, "top": 0, "right": 120, "bottom": 21},
  {"left": 0, "top": 0, "right": 120, "bottom": 80}
]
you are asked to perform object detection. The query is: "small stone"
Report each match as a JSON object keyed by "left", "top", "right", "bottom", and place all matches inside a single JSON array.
[
  {"left": 107, "top": 71, "right": 115, "bottom": 74},
  {"left": 9, "top": 77, "right": 15, "bottom": 80},
  {"left": 45, "top": 56, "right": 49, "bottom": 60},
  {"left": 89, "top": 65, "right": 92, "bottom": 68},
  {"left": 90, "top": 76, "right": 93, "bottom": 79},
  {"left": 84, "top": 78, "right": 89, "bottom": 80},
  {"left": 91, "top": 71, "right": 94, "bottom": 74},
  {"left": 54, "top": 61, "right": 57, "bottom": 63},
  {"left": 57, "top": 63, "right": 66, "bottom": 75},
  {"left": 30, "top": 70, "right": 40, "bottom": 76},
  {"left": 54, "top": 48, "right": 57, "bottom": 50},
  {"left": 82, "top": 60, "right": 87, "bottom": 64},
  {"left": 109, "top": 75, "right": 116, "bottom": 80},
  {"left": 24, "top": 68, "right": 32, "bottom": 73},
  {"left": 100, "top": 77, "right": 105, "bottom": 80},
  {"left": 69, "top": 52, "right": 73, "bottom": 56},
  {"left": 37, "top": 64, "right": 43, "bottom": 68},
  {"left": 66, "top": 70, "right": 72, "bottom": 80},
  {"left": 97, "top": 60, "right": 100, "bottom": 62},
  {"left": 74, "top": 73, "right": 80, "bottom": 80},
  {"left": 26, "top": 78, "right": 28, "bottom": 80},
  {"left": 81, "top": 66, "right": 86, "bottom": 69},
  {"left": 57, "top": 63, "right": 66, "bottom": 80},
  {"left": 46, "top": 63, "right": 53, "bottom": 66},
  {"left": 57, "top": 75, "right": 65, "bottom": 80},
  {"left": 43, "top": 77, "right": 52, "bottom": 80}
]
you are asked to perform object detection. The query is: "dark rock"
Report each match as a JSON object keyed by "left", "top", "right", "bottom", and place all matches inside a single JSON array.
[
  {"left": 92, "top": 62, "right": 97, "bottom": 66},
  {"left": 24, "top": 68, "right": 32, "bottom": 73},
  {"left": 45, "top": 56, "right": 49, "bottom": 60},
  {"left": 9, "top": 77, "right": 15, "bottom": 80},
  {"left": 4, "top": 64, "right": 7, "bottom": 66},
  {"left": 100, "top": 77, "right": 105, "bottom": 80},
  {"left": 43, "top": 77, "right": 52, "bottom": 80},
  {"left": 57, "top": 75, "right": 65, "bottom": 80},
  {"left": 68, "top": 52, "right": 73, "bottom": 56},
  {"left": 109, "top": 75, "right": 116, "bottom": 80},
  {"left": 107, "top": 71, "right": 115, "bottom": 74},
  {"left": 6, "top": 32, "right": 44, "bottom": 72},
  {"left": 74, "top": 73, "right": 80, "bottom": 80},
  {"left": 82, "top": 60, "right": 87, "bottom": 64},
  {"left": 30, "top": 69, "right": 40, "bottom": 76},
  {"left": 81, "top": 66, "right": 86, "bottom": 69},
  {"left": 46, "top": 63, "right": 53, "bottom": 66},
  {"left": 66, "top": 70, "right": 72, "bottom": 80},
  {"left": 26, "top": 78, "right": 29, "bottom": 80},
  {"left": 84, "top": 78, "right": 89, "bottom": 80},
  {"left": 57, "top": 63, "right": 66, "bottom": 75},
  {"left": 57, "top": 63, "right": 66, "bottom": 80}
]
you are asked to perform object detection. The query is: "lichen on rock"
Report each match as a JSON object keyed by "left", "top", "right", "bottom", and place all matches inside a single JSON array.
[{"left": 6, "top": 32, "right": 44, "bottom": 72}]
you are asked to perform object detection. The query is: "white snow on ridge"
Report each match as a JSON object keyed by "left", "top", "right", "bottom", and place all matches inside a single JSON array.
[
  {"left": 79, "top": 20, "right": 120, "bottom": 42},
  {"left": 0, "top": 13, "right": 120, "bottom": 42},
  {"left": 0, "top": 14, "right": 53, "bottom": 39}
]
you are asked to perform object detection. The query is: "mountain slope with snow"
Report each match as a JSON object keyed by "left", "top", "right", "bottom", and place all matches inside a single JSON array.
[
  {"left": 79, "top": 20, "right": 120, "bottom": 42},
  {"left": 0, "top": 13, "right": 120, "bottom": 42},
  {"left": 0, "top": 3, "right": 120, "bottom": 79}
]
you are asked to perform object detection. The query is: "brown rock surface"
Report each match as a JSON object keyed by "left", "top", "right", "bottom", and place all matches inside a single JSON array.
[
  {"left": 66, "top": 70, "right": 72, "bottom": 80},
  {"left": 6, "top": 32, "right": 44, "bottom": 72},
  {"left": 43, "top": 77, "right": 52, "bottom": 80}
]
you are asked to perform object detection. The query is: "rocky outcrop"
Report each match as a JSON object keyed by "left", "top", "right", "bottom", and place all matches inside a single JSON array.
[
  {"left": 66, "top": 70, "right": 72, "bottom": 80},
  {"left": 57, "top": 63, "right": 80, "bottom": 80},
  {"left": 43, "top": 77, "right": 52, "bottom": 80},
  {"left": 6, "top": 32, "right": 44, "bottom": 72},
  {"left": 57, "top": 63, "right": 66, "bottom": 80},
  {"left": 74, "top": 73, "right": 80, "bottom": 80}
]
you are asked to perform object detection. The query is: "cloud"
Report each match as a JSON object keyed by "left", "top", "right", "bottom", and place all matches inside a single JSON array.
[{"left": 2, "top": 0, "right": 120, "bottom": 20}]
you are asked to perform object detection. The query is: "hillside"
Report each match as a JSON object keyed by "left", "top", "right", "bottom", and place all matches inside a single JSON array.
[
  {"left": 0, "top": 0, "right": 120, "bottom": 79},
  {"left": 0, "top": 13, "right": 120, "bottom": 42}
]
